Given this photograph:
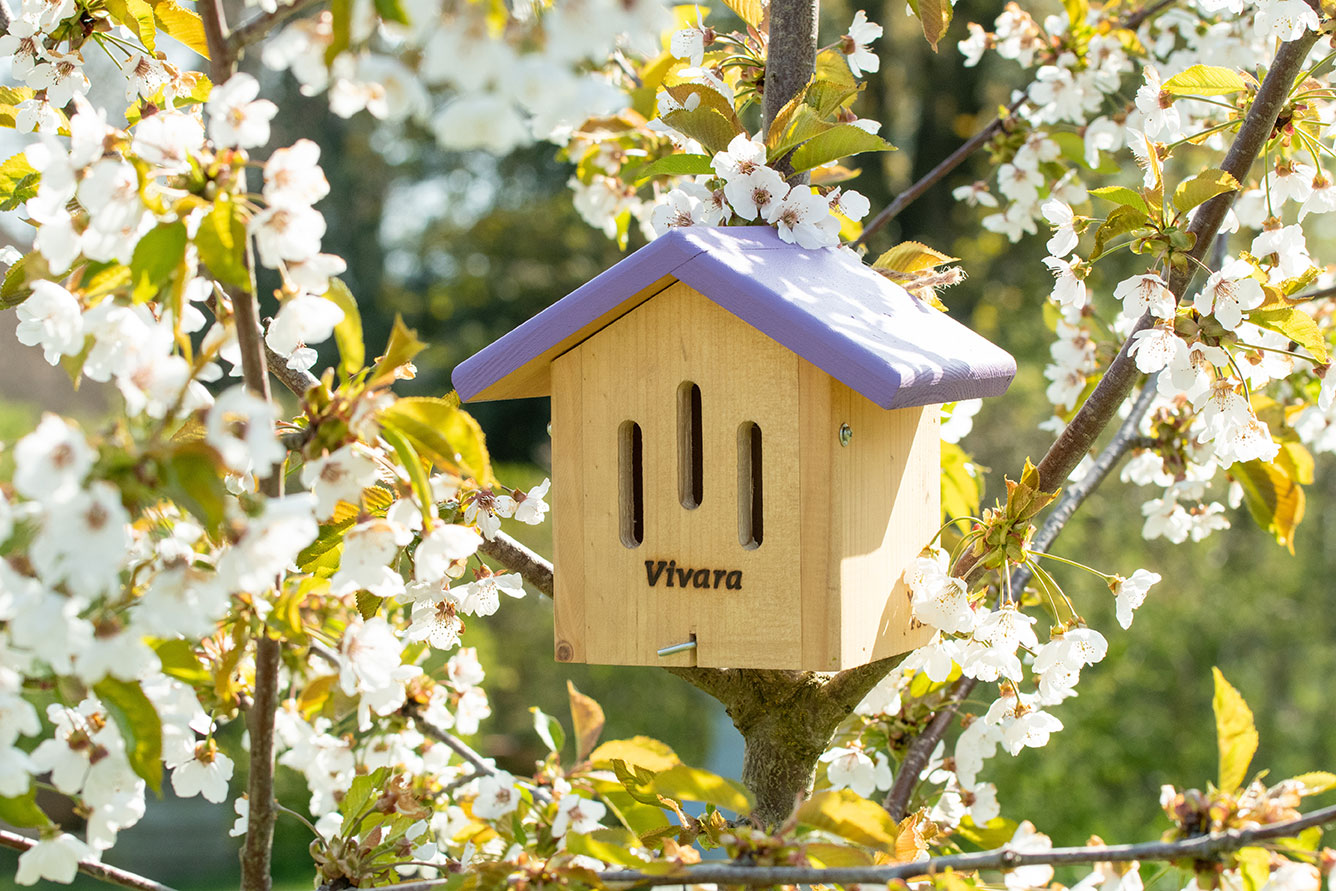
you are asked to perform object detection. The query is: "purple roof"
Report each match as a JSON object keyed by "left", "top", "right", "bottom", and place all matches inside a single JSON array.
[{"left": 453, "top": 226, "right": 1015, "bottom": 410}]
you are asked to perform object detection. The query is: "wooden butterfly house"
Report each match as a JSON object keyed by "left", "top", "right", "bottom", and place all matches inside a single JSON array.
[{"left": 453, "top": 226, "right": 1015, "bottom": 671}]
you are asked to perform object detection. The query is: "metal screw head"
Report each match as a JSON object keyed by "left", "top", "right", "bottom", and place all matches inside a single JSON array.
[{"left": 839, "top": 423, "right": 853, "bottom": 446}]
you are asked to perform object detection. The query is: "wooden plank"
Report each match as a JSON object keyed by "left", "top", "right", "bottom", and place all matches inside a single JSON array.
[
  {"left": 551, "top": 350, "right": 586, "bottom": 663},
  {"left": 829, "top": 389, "right": 939, "bottom": 668},
  {"left": 570, "top": 282, "right": 803, "bottom": 668},
  {"left": 798, "top": 362, "right": 838, "bottom": 670}
]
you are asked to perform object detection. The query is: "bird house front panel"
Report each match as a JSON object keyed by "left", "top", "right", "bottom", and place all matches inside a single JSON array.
[{"left": 550, "top": 281, "right": 804, "bottom": 669}]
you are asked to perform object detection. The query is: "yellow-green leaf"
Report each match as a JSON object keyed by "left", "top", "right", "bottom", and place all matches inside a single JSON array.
[
  {"left": 651, "top": 764, "right": 753, "bottom": 813},
  {"left": 150, "top": 0, "right": 209, "bottom": 57},
  {"left": 131, "top": 221, "right": 188, "bottom": 303},
  {"left": 379, "top": 395, "right": 493, "bottom": 484},
  {"left": 1163, "top": 64, "right": 1246, "bottom": 96},
  {"left": 589, "top": 736, "right": 681, "bottom": 773},
  {"left": 0, "top": 790, "right": 51, "bottom": 829},
  {"left": 95, "top": 677, "right": 164, "bottom": 795},
  {"left": 323, "top": 278, "right": 364, "bottom": 378},
  {"left": 1091, "top": 204, "right": 1151, "bottom": 261},
  {"left": 941, "top": 440, "right": 982, "bottom": 534},
  {"left": 796, "top": 789, "right": 899, "bottom": 853},
  {"left": 627, "top": 153, "right": 714, "bottom": 184},
  {"left": 1275, "top": 440, "right": 1314, "bottom": 486},
  {"left": 568, "top": 681, "right": 606, "bottom": 763},
  {"left": 1089, "top": 186, "right": 1149, "bottom": 214},
  {"left": 719, "top": 0, "right": 762, "bottom": 27},
  {"left": 381, "top": 425, "right": 436, "bottom": 530},
  {"left": 368, "top": 315, "right": 426, "bottom": 388},
  {"left": 0, "top": 153, "right": 39, "bottom": 211},
  {"left": 661, "top": 107, "right": 743, "bottom": 155},
  {"left": 1173, "top": 169, "right": 1240, "bottom": 215},
  {"left": 1236, "top": 846, "right": 1270, "bottom": 891},
  {"left": 565, "top": 829, "right": 648, "bottom": 867},
  {"left": 1249, "top": 304, "right": 1328, "bottom": 363},
  {"left": 153, "top": 639, "right": 209, "bottom": 685},
  {"left": 1212, "top": 667, "right": 1258, "bottom": 794},
  {"left": 0, "top": 87, "right": 36, "bottom": 129},
  {"left": 194, "top": 196, "right": 248, "bottom": 290},
  {"left": 106, "top": 0, "right": 157, "bottom": 51},
  {"left": 875, "top": 240, "right": 958, "bottom": 273},
  {"left": 1234, "top": 458, "right": 1305, "bottom": 552},
  {"left": 1290, "top": 771, "right": 1336, "bottom": 796},
  {"left": 789, "top": 123, "right": 894, "bottom": 173}
]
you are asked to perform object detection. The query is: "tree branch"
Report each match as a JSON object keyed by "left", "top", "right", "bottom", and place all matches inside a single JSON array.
[
  {"left": 855, "top": 0, "right": 1183, "bottom": 249},
  {"left": 226, "top": 0, "right": 328, "bottom": 58},
  {"left": 478, "top": 535, "right": 553, "bottom": 597},
  {"left": 762, "top": 0, "right": 818, "bottom": 178},
  {"left": 0, "top": 831, "right": 178, "bottom": 891}
]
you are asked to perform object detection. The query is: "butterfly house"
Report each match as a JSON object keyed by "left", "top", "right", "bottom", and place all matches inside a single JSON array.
[{"left": 453, "top": 226, "right": 1015, "bottom": 670}]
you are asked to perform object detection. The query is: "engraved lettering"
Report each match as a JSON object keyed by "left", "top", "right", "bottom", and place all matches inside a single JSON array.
[
  {"left": 692, "top": 569, "right": 710, "bottom": 588},
  {"left": 666, "top": 560, "right": 676, "bottom": 587},
  {"left": 725, "top": 570, "right": 743, "bottom": 590},
  {"left": 645, "top": 560, "right": 668, "bottom": 586},
  {"left": 713, "top": 569, "right": 727, "bottom": 589},
  {"left": 675, "top": 567, "right": 691, "bottom": 587}
]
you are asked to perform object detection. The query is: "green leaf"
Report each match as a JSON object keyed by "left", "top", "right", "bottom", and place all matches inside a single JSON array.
[
  {"left": 94, "top": 677, "right": 164, "bottom": 795},
  {"left": 1275, "top": 440, "right": 1314, "bottom": 486},
  {"left": 0, "top": 153, "right": 39, "bottom": 212},
  {"left": 381, "top": 424, "right": 436, "bottom": 529},
  {"left": 194, "top": 196, "right": 248, "bottom": 290},
  {"left": 356, "top": 590, "right": 383, "bottom": 620},
  {"left": 106, "top": 0, "right": 157, "bottom": 51},
  {"left": 0, "top": 789, "right": 52, "bottom": 829},
  {"left": 1091, "top": 204, "right": 1150, "bottom": 261},
  {"left": 321, "top": 278, "right": 364, "bottom": 378},
  {"left": 568, "top": 681, "right": 605, "bottom": 763},
  {"left": 911, "top": 0, "right": 953, "bottom": 50},
  {"left": 379, "top": 395, "right": 493, "bottom": 484},
  {"left": 162, "top": 441, "right": 228, "bottom": 533},
  {"left": 1234, "top": 458, "right": 1306, "bottom": 553},
  {"left": 0, "top": 87, "right": 36, "bottom": 129},
  {"left": 941, "top": 441, "right": 982, "bottom": 534},
  {"left": 340, "top": 767, "right": 393, "bottom": 822},
  {"left": 651, "top": 765, "right": 753, "bottom": 813},
  {"left": 1, "top": 252, "right": 39, "bottom": 308},
  {"left": 368, "top": 315, "right": 426, "bottom": 388},
  {"left": 954, "top": 816, "right": 1021, "bottom": 851},
  {"left": 531, "top": 706, "right": 566, "bottom": 754},
  {"left": 661, "top": 107, "right": 744, "bottom": 155},
  {"left": 1172, "top": 169, "right": 1240, "bottom": 215},
  {"left": 1089, "top": 186, "right": 1149, "bottom": 214},
  {"left": 326, "top": 0, "right": 353, "bottom": 64},
  {"left": 1212, "top": 667, "right": 1259, "bottom": 794},
  {"left": 153, "top": 639, "right": 209, "bottom": 685},
  {"left": 373, "top": 0, "right": 410, "bottom": 24},
  {"left": 1249, "top": 305, "right": 1328, "bottom": 363},
  {"left": 565, "top": 829, "right": 649, "bottom": 867},
  {"left": 150, "top": 0, "right": 209, "bottom": 57},
  {"left": 589, "top": 736, "right": 681, "bottom": 773},
  {"left": 131, "top": 221, "right": 187, "bottom": 303},
  {"left": 627, "top": 153, "right": 715, "bottom": 184},
  {"left": 789, "top": 124, "right": 894, "bottom": 173},
  {"left": 1162, "top": 64, "right": 1246, "bottom": 96},
  {"left": 1061, "top": 0, "right": 1089, "bottom": 28},
  {"left": 874, "top": 240, "right": 957, "bottom": 273},
  {"left": 796, "top": 789, "right": 899, "bottom": 853}
]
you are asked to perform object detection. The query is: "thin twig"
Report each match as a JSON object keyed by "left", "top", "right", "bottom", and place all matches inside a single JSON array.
[
  {"left": 0, "top": 830, "right": 178, "bottom": 891},
  {"left": 412, "top": 711, "right": 552, "bottom": 802},
  {"left": 364, "top": 803, "right": 1336, "bottom": 891},
  {"left": 227, "top": 0, "right": 329, "bottom": 58}
]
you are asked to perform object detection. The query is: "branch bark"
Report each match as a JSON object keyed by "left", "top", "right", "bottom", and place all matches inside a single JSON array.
[
  {"left": 762, "top": 0, "right": 818, "bottom": 178},
  {"left": 0, "top": 831, "right": 178, "bottom": 891}
]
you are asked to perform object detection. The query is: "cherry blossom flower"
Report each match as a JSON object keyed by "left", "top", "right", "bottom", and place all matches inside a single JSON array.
[
  {"left": 16, "top": 832, "right": 93, "bottom": 885},
  {"left": 207, "top": 386, "right": 286, "bottom": 477},
  {"left": 958, "top": 23, "right": 988, "bottom": 67},
  {"left": 407, "top": 599, "right": 464, "bottom": 649},
  {"left": 13, "top": 415, "right": 94, "bottom": 506},
  {"left": 512, "top": 479, "right": 551, "bottom": 525},
  {"left": 332, "top": 518, "right": 415, "bottom": 599},
  {"left": 130, "top": 111, "right": 206, "bottom": 174},
  {"left": 1265, "top": 161, "right": 1315, "bottom": 206},
  {"left": 766, "top": 185, "right": 839, "bottom": 249},
  {"left": 1042, "top": 199, "right": 1079, "bottom": 257},
  {"left": 206, "top": 72, "right": 278, "bottom": 148},
  {"left": 263, "top": 139, "right": 331, "bottom": 207},
  {"left": 1254, "top": 0, "right": 1319, "bottom": 41},
  {"left": 266, "top": 294, "right": 345, "bottom": 358},
  {"left": 1042, "top": 256, "right": 1087, "bottom": 312},
  {"left": 1003, "top": 822, "right": 1056, "bottom": 890},
  {"left": 1128, "top": 324, "right": 1186, "bottom": 374},
  {"left": 1110, "top": 568, "right": 1161, "bottom": 629},
  {"left": 250, "top": 203, "right": 328, "bottom": 269},
  {"left": 820, "top": 745, "right": 893, "bottom": 798},
  {"left": 1252, "top": 224, "right": 1312, "bottom": 280},
  {"left": 339, "top": 616, "right": 423, "bottom": 731},
  {"left": 415, "top": 524, "right": 484, "bottom": 584},
  {"left": 171, "top": 744, "right": 234, "bottom": 803},
  {"left": 1194, "top": 258, "right": 1264, "bottom": 331},
  {"left": 551, "top": 793, "right": 607, "bottom": 836},
  {"left": 216, "top": 494, "right": 319, "bottom": 594},
  {"left": 301, "top": 443, "right": 381, "bottom": 519},
  {"left": 952, "top": 181, "right": 997, "bottom": 208},
  {"left": 451, "top": 572, "right": 525, "bottom": 617},
  {"left": 1134, "top": 66, "right": 1179, "bottom": 140},
  {"left": 670, "top": 24, "right": 708, "bottom": 68},
  {"left": 472, "top": 772, "right": 522, "bottom": 820},
  {"left": 1299, "top": 177, "right": 1336, "bottom": 220},
  {"left": 16, "top": 281, "right": 83, "bottom": 366},
  {"left": 722, "top": 166, "right": 787, "bottom": 221},
  {"left": 841, "top": 11, "right": 882, "bottom": 77},
  {"left": 1113, "top": 272, "right": 1175, "bottom": 320},
  {"left": 463, "top": 489, "right": 516, "bottom": 539}
]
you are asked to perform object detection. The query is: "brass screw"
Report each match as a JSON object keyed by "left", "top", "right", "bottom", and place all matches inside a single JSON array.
[{"left": 839, "top": 423, "right": 853, "bottom": 446}]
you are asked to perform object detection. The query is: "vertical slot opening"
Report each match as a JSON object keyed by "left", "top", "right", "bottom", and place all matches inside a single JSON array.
[
  {"left": 737, "top": 421, "right": 763, "bottom": 549},
  {"left": 619, "top": 421, "right": 644, "bottom": 548},
  {"left": 678, "top": 381, "right": 703, "bottom": 509}
]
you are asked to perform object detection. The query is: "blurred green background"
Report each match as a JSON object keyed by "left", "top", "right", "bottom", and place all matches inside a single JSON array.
[{"left": 4, "top": 0, "right": 1336, "bottom": 886}]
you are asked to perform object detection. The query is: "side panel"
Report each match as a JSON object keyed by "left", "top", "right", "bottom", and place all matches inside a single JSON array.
[
  {"left": 830, "top": 389, "right": 939, "bottom": 668},
  {"left": 551, "top": 349, "right": 586, "bottom": 663},
  {"left": 571, "top": 282, "right": 803, "bottom": 669}
]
